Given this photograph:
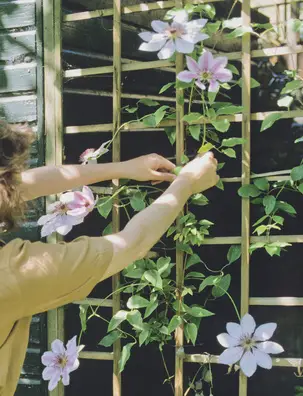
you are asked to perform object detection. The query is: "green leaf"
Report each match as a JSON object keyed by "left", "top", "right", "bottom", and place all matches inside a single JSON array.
[
  {"left": 130, "top": 191, "right": 146, "bottom": 211},
  {"left": 154, "top": 105, "right": 169, "bottom": 125},
  {"left": 119, "top": 343, "right": 135, "bottom": 373},
  {"left": 263, "top": 195, "right": 276, "bottom": 215},
  {"left": 102, "top": 222, "right": 113, "bottom": 236},
  {"left": 143, "top": 270, "right": 163, "bottom": 289},
  {"left": 277, "top": 95, "right": 293, "bottom": 108},
  {"left": 139, "top": 328, "right": 150, "bottom": 346},
  {"left": 227, "top": 245, "right": 241, "bottom": 264},
  {"left": 157, "top": 257, "right": 171, "bottom": 275},
  {"left": 212, "top": 274, "right": 231, "bottom": 297},
  {"left": 159, "top": 82, "right": 175, "bottom": 94},
  {"left": 276, "top": 201, "right": 297, "bottom": 215},
  {"left": 191, "top": 193, "right": 209, "bottom": 206},
  {"left": 198, "top": 142, "right": 215, "bottom": 154},
  {"left": 216, "top": 179, "right": 224, "bottom": 190},
  {"left": 124, "top": 105, "right": 138, "bottom": 113},
  {"left": 186, "top": 253, "right": 201, "bottom": 269},
  {"left": 298, "top": 183, "right": 303, "bottom": 193},
  {"left": 226, "top": 26, "right": 253, "bottom": 39},
  {"left": 165, "top": 127, "right": 176, "bottom": 145},
  {"left": 211, "top": 119, "right": 230, "bottom": 132},
  {"left": 185, "top": 271, "right": 205, "bottom": 279},
  {"left": 223, "top": 17, "right": 243, "bottom": 30},
  {"left": 238, "top": 184, "right": 261, "bottom": 198},
  {"left": 189, "top": 125, "right": 201, "bottom": 141},
  {"left": 168, "top": 315, "right": 183, "bottom": 333},
  {"left": 108, "top": 310, "right": 128, "bottom": 332},
  {"left": 127, "top": 310, "right": 144, "bottom": 330},
  {"left": 99, "top": 330, "right": 120, "bottom": 347},
  {"left": 186, "top": 306, "right": 214, "bottom": 318},
  {"left": 184, "top": 323, "right": 198, "bottom": 345},
  {"left": 281, "top": 80, "right": 302, "bottom": 95},
  {"left": 144, "top": 299, "right": 158, "bottom": 319},
  {"left": 124, "top": 268, "right": 145, "bottom": 279},
  {"left": 176, "top": 242, "right": 193, "bottom": 254},
  {"left": 139, "top": 98, "right": 159, "bottom": 107},
  {"left": 226, "top": 64, "right": 239, "bottom": 75},
  {"left": 295, "top": 136, "right": 303, "bottom": 143},
  {"left": 273, "top": 215, "right": 284, "bottom": 225},
  {"left": 253, "top": 177, "right": 269, "bottom": 191},
  {"left": 291, "top": 165, "right": 303, "bottom": 181},
  {"left": 79, "top": 305, "right": 88, "bottom": 333},
  {"left": 206, "top": 21, "right": 221, "bottom": 34},
  {"left": 198, "top": 275, "right": 221, "bottom": 292},
  {"left": 261, "top": 113, "right": 283, "bottom": 132},
  {"left": 253, "top": 215, "right": 269, "bottom": 227},
  {"left": 127, "top": 295, "right": 149, "bottom": 309},
  {"left": 249, "top": 242, "right": 266, "bottom": 253},
  {"left": 208, "top": 90, "right": 217, "bottom": 105},
  {"left": 97, "top": 197, "right": 113, "bottom": 219},
  {"left": 217, "top": 106, "right": 243, "bottom": 115},
  {"left": 238, "top": 77, "right": 260, "bottom": 89},
  {"left": 264, "top": 242, "right": 291, "bottom": 257},
  {"left": 221, "top": 138, "right": 245, "bottom": 147},
  {"left": 222, "top": 148, "right": 236, "bottom": 158},
  {"left": 183, "top": 112, "right": 203, "bottom": 124},
  {"left": 254, "top": 225, "right": 268, "bottom": 236}
]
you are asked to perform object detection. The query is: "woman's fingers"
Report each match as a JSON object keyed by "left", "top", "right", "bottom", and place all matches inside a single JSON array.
[
  {"left": 151, "top": 170, "right": 176, "bottom": 182},
  {"left": 155, "top": 155, "right": 176, "bottom": 172}
]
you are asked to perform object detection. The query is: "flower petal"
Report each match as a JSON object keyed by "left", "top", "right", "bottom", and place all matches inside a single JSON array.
[
  {"left": 61, "top": 370, "right": 70, "bottom": 386},
  {"left": 42, "top": 366, "right": 58, "bottom": 380},
  {"left": 82, "top": 186, "right": 95, "bottom": 204},
  {"left": 218, "top": 346, "right": 244, "bottom": 365},
  {"left": 139, "top": 31, "right": 153, "bottom": 42},
  {"left": 240, "top": 351, "right": 257, "bottom": 377},
  {"left": 253, "top": 323, "right": 277, "bottom": 342},
  {"left": 186, "top": 56, "right": 200, "bottom": 74},
  {"left": 151, "top": 20, "right": 169, "bottom": 33},
  {"left": 209, "top": 79, "right": 219, "bottom": 92},
  {"left": 56, "top": 223, "right": 73, "bottom": 236},
  {"left": 252, "top": 348, "right": 273, "bottom": 369},
  {"left": 173, "top": 9, "right": 188, "bottom": 24},
  {"left": 37, "top": 213, "right": 56, "bottom": 226},
  {"left": 48, "top": 369, "right": 61, "bottom": 392},
  {"left": 66, "top": 336, "right": 78, "bottom": 356},
  {"left": 217, "top": 333, "right": 240, "bottom": 348},
  {"left": 210, "top": 56, "right": 228, "bottom": 73},
  {"left": 51, "top": 339, "right": 65, "bottom": 355},
  {"left": 198, "top": 51, "right": 213, "bottom": 71},
  {"left": 257, "top": 341, "right": 284, "bottom": 355},
  {"left": 182, "top": 32, "right": 209, "bottom": 44},
  {"left": 67, "top": 207, "right": 87, "bottom": 217},
  {"left": 195, "top": 80, "right": 206, "bottom": 90},
  {"left": 241, "top": 313, "right": 256, "bottom": 337},
  {"left": 158, "top": 39, "right": 175, "bottom": 59},
  {"left": 177, "top": 70, "right": 197, "bottom": 83},
  {"left": 139, "top": 38, "right": 167, "bottom": 52},
  {"left": 213, "top": 68, "right": 232, "bottom": 83},
  {"left": 186, "top": 18, "right": 208, "bottom": 30},
  {"left": 226, "top": 322, "right": 242, "bottom": 340},
  {"left": 41, "top": 352, "right": 56, "bottom": 367},
  {"left": 175, "top": 38, "right": 194, "bottom": 54}
]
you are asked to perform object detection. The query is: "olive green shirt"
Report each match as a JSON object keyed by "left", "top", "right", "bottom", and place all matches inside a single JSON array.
[{"left": 0, "top": 236, "right": 113, "bottom": 396}]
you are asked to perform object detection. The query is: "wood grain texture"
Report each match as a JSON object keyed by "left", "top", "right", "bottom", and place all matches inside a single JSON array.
[
  {"left": 0, "top": 63, "right": 36, "bottom": 93},
  {"left": 0, "top": 31, "right": 36, "bottom": 62},
  {"left": 0, "top": 1, "right": 35, "bottom": 29}
]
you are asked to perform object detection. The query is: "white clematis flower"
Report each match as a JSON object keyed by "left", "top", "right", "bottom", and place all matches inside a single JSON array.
[
  {"left": 138, "top": 10, "right": 209, "bottom": 59},
  {"left": 217, "top": 313, "right": 284, "bottom": 377}
]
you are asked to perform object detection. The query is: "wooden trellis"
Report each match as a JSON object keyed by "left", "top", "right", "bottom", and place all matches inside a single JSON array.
[{"left": 43, "top": 0, "right": 303, "bottom": 395}]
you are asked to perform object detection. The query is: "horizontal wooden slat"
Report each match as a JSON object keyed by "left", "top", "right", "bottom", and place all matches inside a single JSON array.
[
  {"left": 21, "top": 348, "right": 41, "bottom": 376},
  {"left": 0, "top": 0, "right": 36, "bottom": 29},
  {"left": 202, "top": 235, "right": 303, "bottom": 245},
  {"left": 0, "top": 30, "right": 36, "bottom": 62},
  {"left": 0, "top": 63, "right": 36, "bottom": 93},
  {"left": 73, "top": 298, "right": 113, "bottom": 307},
  {"left": 184, "top": 354, "right": 303, "bottom": 368},
  {"left": 63, "top": 0, "right": 223, "bottom": 22},
  {"left": 79, "top": 351, "right": 114, "bottom": 360},
  {"left": 0, "top": 94, "right": 36, "bottom": 122},
  {"left": 250, "top": 297, "right": 303, "bottom": 306},
  {"left": 63, "top": 109, "right": 303, "bottom": 134}
]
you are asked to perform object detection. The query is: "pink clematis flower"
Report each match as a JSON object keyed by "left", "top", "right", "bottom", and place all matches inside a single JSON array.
[
  {"left": 37, "top": 186, "right": 96, "bottom": 237},
  {"left": 79, "top": 140, "right": 111, "bottom": 164},
  {"left": 177, "top": 51, "right": 232, "bottom": 92},
  {"left": 139, "top": 10, "right": 209, "bottom": 59},
  {"left": 42, "top": 336, "right": 84, "bottom": 391},
  {"left": 217, "top": 313, "right": 284, "bottom": 377}
]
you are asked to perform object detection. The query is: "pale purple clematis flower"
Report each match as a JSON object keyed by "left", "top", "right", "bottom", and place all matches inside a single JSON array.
[
  {"left": 139, "top": 10, "right": 208, "bottom": 59},
  {"left": 79, "top": 140, "right": 111, "bottom": 164},
  {"left": 42, "top": 336, "right": 84, "bottom": 391},
  {"left": 37, "top": 186, "right": 96, "bottom": 237},
  {"left": 177, "top": 51, "right": 232, "bottom": 92},
  {"left": 217, "top": 313, "right": 284, "bottom": 377}
]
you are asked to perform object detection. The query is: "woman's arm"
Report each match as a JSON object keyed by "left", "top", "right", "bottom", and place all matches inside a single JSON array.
[{"left": 20, "top": 154, "right": 176, "bottom": 201}]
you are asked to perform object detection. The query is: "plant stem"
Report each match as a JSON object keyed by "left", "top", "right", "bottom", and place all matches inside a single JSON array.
[{"left": 160, "top": 348, "right": 175, "bottom": 395}]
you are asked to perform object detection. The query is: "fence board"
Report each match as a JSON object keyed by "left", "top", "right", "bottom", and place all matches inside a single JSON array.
[
  {"left": 0, "top": 31, "right": 36, "bottom": 62},
  {"left": 0, "top": 95, "right": 36, "bottom": 122},
  {"left": 0, "top": 63, "right": 36, "bottom": 93},
  {"left": 0, "top": 1, "right": 36, "bottom": 30}
]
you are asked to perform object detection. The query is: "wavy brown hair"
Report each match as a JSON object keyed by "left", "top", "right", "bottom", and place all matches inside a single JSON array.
[{"left": 0, "top": 120, "right": 34, "bottom": 232}]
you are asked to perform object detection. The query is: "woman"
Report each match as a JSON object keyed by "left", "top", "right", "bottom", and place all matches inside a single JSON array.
[{"left": 0, "top": 120, "right": 218, "bottom": 395}]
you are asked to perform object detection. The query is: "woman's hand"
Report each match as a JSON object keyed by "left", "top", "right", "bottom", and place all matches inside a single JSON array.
[{"left": 123, "top": 154, "right": 176, "bottom": 183}]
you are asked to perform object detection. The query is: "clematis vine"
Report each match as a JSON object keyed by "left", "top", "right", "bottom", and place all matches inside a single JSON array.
[
  {"left": 177, "top": 51, "right": 232, "bottom": 92},
  {"left": 217, "top": 313, "right": 284, "bottom": 377},
  {"left": 38, "top": 186, "right": 96, "bottom": 237},
  {"left": 79, "top": 140, "right": 111, "bottom": 164},
  {"left": 138, "top": 10, "right": 209, "bottom": 59},
  {"left": 42, "top": 336, "right": 84, "bottom": 391}
]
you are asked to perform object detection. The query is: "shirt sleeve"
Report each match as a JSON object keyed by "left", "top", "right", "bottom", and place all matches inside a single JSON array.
[{"left": 1, "top": 236, "right": 113, "bottom": 318}]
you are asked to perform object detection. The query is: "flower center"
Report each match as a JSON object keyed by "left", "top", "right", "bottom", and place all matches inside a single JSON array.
[
  {"left": 166, "top": 26, "right": 184, "bottom": 39},
  {"left": 57, "top": 355, "right": 68, "bottom": 368},
  {"left": 240, "top": 336, "right": 256, "bottom": 351},
  {"left": 201, "top": 71, "right": 212, "bottom": 80}
]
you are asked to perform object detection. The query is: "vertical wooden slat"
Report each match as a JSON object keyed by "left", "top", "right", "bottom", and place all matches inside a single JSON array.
[
  {"left": 174, "top": 3, "right": 185, "bottom": 396},
  {"left": 112, "top": 0, "right": 122, "bottom": 393},
  {"left": 239, "top": 0, "right": 251, "bottom": 396},
  {"left": 43, "top": 0, "right": 64, "bottom": 395}
]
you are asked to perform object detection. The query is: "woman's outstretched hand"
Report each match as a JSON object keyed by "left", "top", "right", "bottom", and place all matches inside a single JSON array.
[{"left": 123, "top": 154, "right": 176, "bottom": 183}]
